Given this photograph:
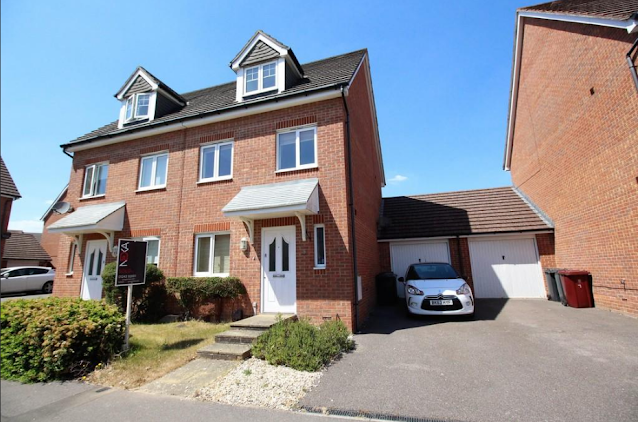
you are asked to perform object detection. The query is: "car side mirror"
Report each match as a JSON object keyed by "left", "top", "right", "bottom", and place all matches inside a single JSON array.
[{"left": 398, "top": 277, "right": 405, "bottom": 283}]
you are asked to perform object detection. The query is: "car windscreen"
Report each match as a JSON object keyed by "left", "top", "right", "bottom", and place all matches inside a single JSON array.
[{"left": 408, "top": 264, "right": 459, "bottom": 280}]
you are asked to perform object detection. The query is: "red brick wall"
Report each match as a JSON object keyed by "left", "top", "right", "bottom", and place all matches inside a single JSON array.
[
  {"left": 379, "top": 242, "right": 391, "bottom": 272},
  {"left": 510, "top": 19, "right": 638, "bottom": 316},
  {"left": 1, "top": 196, "right": 13, "bottom": 257},
  {"left": 449, "top": 237, "right": 474, "bottom": 292},
  {"left": 347, "top": 57, "right": 384, "bottom": 330},
  {"left": 51, "top": 97, "right": 363, "bottom": 329},
  {"left": 40, "top": 190, "right": 67, "bottom": 270}
]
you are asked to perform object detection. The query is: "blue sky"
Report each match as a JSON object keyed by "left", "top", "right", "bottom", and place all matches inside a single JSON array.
[{"left": 1, "top": 0, "right": 519, "bottom": 233}]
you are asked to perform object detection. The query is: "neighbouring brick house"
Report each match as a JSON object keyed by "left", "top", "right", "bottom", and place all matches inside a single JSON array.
[
  {"left": 47, "top": 31, "right": 384, "bottom": 330},
  {"left": 1, "top": 157, "right": 21, "bottom": 257},
  {"left": 504, "top": 0, "right": 638, "bottom": 316},
  {"left": 378, "top": 187, "right": 555, "bottom": 300},
  {"left": 1, "top": 231, "right": 51, "bottom": 268}
]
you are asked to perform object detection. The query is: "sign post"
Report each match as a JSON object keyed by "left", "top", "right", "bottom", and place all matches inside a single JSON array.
[{"left": 115, "top": 239, "right": 148, "bottom": 351}]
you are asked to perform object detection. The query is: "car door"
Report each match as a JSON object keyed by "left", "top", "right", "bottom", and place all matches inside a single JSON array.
[
  {"left": 1, "top": 269, "right": 27, "bottom": 293},
  {"left": 26, "top": 268, "right": 49, "bottom": 291}
]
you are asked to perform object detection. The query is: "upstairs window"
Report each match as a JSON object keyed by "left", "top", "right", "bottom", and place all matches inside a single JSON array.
[
  {"left": 82, "top": 163, "right": 108, "bottom": 198},
  {"left": 124, "top": 93, "right": 151, "bottom": 122},
  {"left": 139, "top": 152, "right": 168, "bottom": 190},
  {"left": 244, "top": 61, "right": 277, "bottom": 95},
  {"left": 276, "top": 127, "right": 317, "bottom": 171},
  {"left": 199, "top": 141, "right": 234, "bottom": 182}
]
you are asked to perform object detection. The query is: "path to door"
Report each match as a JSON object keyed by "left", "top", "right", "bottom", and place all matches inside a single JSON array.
[{"left": 301, "top": 300, "right": 638, "bottom": 422}]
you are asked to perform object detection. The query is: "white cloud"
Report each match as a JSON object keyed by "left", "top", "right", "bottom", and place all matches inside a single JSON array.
[
  {"left": 389, "top": 174, "right": 408, "bottom": 183},
  {"left": 8, "top": 219, "right": 44, "bottom": 233},
  {"left": 44, "top": 199, "right": 54, "bottom": 205}
]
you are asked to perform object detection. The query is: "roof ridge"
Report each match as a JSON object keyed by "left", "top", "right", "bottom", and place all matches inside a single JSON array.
[{"left": 383, "top": 186, "right": 513, "bottom": 200}]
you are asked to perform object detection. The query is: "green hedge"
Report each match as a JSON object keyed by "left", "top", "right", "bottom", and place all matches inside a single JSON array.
[
  {"left": 1, "top": 298, "right": 125, "bottom": 382},
  {"left": 252, "top": 318, "right": 354, "bottom": 372},
  {"left": 102, "top": 262, "right": 167, "bottom": 322},
  {"left": 165, "top": 277, "right": 246, "bottom": 312}
]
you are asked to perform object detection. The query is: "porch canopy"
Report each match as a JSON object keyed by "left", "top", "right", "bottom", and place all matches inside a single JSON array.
[
  {"left": 222, "top": 178, "right": 319, "bottom": 242},
  {"left": 47, "top": 201, "right": 126, "bottom": 256}
]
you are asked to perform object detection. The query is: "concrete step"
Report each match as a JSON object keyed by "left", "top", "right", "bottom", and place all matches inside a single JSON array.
[
  {"left": 230, "top": 313, "right": 296, "bottom": 331},
  {"left": 197, "top": 343, "right": 252, "bottom": 361},
  {"left": 215, "top": 329, "right": 263, "bottom": 344}
]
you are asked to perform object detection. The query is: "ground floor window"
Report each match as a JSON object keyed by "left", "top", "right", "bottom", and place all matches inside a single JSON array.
[
  {"left": 132, "top": 236, "right": 160, "bottom": 265},
  {"left": 194, "top": 233, "right": 230, "bottom": 276},
  {"left": 314, "top": 224, "right": 326, "bottom": 268},
  {"left": 66, "top": 242, "right": 77, "bottom": 275}
]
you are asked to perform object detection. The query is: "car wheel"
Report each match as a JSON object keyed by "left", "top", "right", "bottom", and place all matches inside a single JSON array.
[{"left": 42, "top": 281, "right": 53, "bottom": 294}]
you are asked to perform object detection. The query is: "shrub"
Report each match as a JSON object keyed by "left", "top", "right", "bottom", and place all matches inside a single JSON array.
[
  {"left": 1, "top": 298, "right": 125, "bottom": 382},
  {"left": 165, "top": 277, "right": 246, "bottom": 315},
  {"left": 252, "top": 318, "right": 354, "bottom": 372},
  {"left": 102, "top": 262, "right": 167, "bottom": 322}
]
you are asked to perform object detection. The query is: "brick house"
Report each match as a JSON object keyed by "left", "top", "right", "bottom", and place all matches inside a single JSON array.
[
  {"left": 46, "top": 31, "right": 384, "bottom": 330},
  {"left": 39, "top": 185, "right": 68, "bottom": 270},
  {"left": 504, "top": 1, "right": 638, "bottom": 316},
  {"left": 1, "top": 157, "right": 21, "bottom": 256}
]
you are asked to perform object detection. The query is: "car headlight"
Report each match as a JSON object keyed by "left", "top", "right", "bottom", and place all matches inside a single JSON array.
[
  {"left": 456, "top": 283, "right": 471, "bottom": 296},
  {"left": 406, "top": 285, "right": 424, "bottom": 295}
]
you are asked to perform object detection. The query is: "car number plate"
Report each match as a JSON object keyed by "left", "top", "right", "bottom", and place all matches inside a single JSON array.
[{"left": 430, "top": 299, "right": 453, "bottom": 306}]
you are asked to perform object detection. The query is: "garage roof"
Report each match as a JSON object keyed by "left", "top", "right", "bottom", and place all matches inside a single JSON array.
[
  {"left": 378, "top": 187, "right": 553, "bottom": 240},
  {"left": 2, "top": 231, "right": 51, "bottom": 261}
]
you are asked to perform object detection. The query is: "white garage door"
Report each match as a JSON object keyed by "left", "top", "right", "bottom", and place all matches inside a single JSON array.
[
  {"left": 390, "top": 241, "right": 450, "bottom": 297},
  {"left": 468, "top": 237, "right": 545, "bottom": 298}
]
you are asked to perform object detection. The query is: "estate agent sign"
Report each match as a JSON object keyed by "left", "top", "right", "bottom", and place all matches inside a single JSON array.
[{"left": 115, "top": 239, "right": 148, "bottom": 287}]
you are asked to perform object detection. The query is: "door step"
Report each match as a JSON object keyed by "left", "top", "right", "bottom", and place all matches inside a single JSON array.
[
  {"left": 197, "top": 343, "right": 252, "bottom": 361},
  {"left": 198, "top": 313, "right": 297, "bottom": 361}
]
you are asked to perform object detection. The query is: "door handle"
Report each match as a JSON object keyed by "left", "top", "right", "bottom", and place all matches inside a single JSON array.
[{"left": 273, "top": 274, "right": 285, "bottom": 278}]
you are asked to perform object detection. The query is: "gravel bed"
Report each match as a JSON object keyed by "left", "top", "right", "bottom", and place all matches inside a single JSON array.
[{"left": 196, "top": 358, "right": 322, "bottom": 410}]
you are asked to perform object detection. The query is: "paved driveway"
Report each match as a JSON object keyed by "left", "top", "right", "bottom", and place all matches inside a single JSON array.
[{"left": 301, "top": 300, "right": 638, "bottom": 422}]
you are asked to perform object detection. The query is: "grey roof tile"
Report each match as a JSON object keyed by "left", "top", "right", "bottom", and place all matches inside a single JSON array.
[
  {"left": 2, "top": 231, "right": 50, "bottom": 261},
  {"left": 520, "top": 0, "right": 638, "bottom": 21},
  {"left": 64, "top": 49, "right": 366, "bottom": 148},
  {"left": 379, "top": 187, "right": 552, "bottom": 240},
  {"left": 0, "top": 157, "right": 21, "bottom": 198}
]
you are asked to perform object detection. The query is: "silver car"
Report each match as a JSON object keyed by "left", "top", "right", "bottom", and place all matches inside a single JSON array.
[
  {"left": 399, "top": 262, "right": 474, "bottom": 317},
  {"left": 0, "top": 267, "right": 55, "bottom": 294}
]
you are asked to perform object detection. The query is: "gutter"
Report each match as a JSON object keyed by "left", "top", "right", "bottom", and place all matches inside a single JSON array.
[
  {"left": 62, "top": 84, "right": 346, "bottom": 153},
  {"left": 341, "top": 86, "right": 360, "bottom": 333},
  {"left": 503, "top": 11, "right": 638, "bottom": 171}
]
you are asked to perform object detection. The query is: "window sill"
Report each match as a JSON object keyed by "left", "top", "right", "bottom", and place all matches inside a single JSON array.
[
  {"left": 313, "top": 266, "right": 326, "bottom": 271},
  {"left": 275, "top": 165, "right": 318, "bottom": 174},
  {"left": 65, "top": 272, "right": 74, "bottom": 277},
  {"left": 135, "top": 186, "right": 167, "bottom": 193},
  {"left": 193, "top": 273, "right": 230, "bottom": 278},
  {"left": 79, "top": 194, "right": 105, "bottom": 201},
  {"left": 197, "top": 177, "right": 233, "bottom": 185}
]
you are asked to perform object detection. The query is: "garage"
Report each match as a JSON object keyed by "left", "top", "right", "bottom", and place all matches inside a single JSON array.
[
  {"left": 390, "top": 241, "right": 450, "bottom": 297},
  {"left": 468, "top": 236, "right": 546, "bottom": 298},
  {"left": 378, "top": 187, "right": 555, "bottom": 300}
]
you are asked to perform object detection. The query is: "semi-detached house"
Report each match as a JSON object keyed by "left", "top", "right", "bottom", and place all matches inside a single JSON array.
[{"left": 48, "top": 31, "right": 385, "bottom": 331}]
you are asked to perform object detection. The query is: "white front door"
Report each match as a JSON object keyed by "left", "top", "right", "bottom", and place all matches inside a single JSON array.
[
  {"left": 468, "top": 237, "right": 546, "bottom": 298},
  {"left": 261, "top": 226, "right": 296, "bottom": 313},
  {"left": 82, "top": 240, "right": 107, "bottom": 300}
]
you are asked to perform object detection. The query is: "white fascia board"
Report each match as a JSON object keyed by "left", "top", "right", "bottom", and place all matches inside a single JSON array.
[
  {"left": 504, "top": 11, "right": 638, "bottom": 171},
  {"left": 115, "top": 68, "right": 159, "bottom": 100},
  {"left": 223, "top": 203, "right": 316, "bottom": 219},
  {"left": 378, "top": 230, "right": 554, "bottom": 243},
  {"left": 463, "top": 230, "right": 553, "bottom": 240},
  {"left": 40, "top": 185, "right": 69, "bottom": 221},
  {"left": 231, "top": 33, "right": 288, "bottom": 71},
  {"left": 378, "top": 236, "right": 453, "bottom": 243},
  {"left": 346, "top": 53, "right": 386, "bottom": 187},
  {"left": 65, "top": 89, "right": 342, "bottom": 153}
]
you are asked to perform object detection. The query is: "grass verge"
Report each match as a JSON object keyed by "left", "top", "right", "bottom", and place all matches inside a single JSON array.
[{"left": 87, "top": 321, "right": 228, "bottom": 389}]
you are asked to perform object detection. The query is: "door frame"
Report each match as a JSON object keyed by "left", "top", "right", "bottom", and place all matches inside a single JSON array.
[
  {"left": 80, "top": 239, "right": 108, "bottom": 300},
  {"left": 260, "top": 225, "right": 297, "bottom": 314}
]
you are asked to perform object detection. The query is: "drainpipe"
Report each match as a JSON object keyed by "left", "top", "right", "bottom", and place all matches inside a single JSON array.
[
  {"left": 62, "top": 149, "right": 73, "bottom": 159},
  {"left": 341, "top": 86, "right": 359, "bottom": 333},
  {"left": 456, "top": 235, "right": 464, "bottom": 278},
  {"left": 627, "top": 38, "right": 638, "bottom": 94}
]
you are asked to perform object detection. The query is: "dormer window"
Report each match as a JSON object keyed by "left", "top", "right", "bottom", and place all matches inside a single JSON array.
[
  {"left": 124, "top": 93, "right": 151, "bottom": 122},
  {"left": 244, "top": 61, "right": 277, "bottom": 95}
]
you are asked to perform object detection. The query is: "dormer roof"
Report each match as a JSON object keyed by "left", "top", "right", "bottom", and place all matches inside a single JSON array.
[
  {"left": 115, "top": 66, "right": 186, "bottom": 105},
  {"left": 230, "top": 30, "right": 303, "bottom": 78}
]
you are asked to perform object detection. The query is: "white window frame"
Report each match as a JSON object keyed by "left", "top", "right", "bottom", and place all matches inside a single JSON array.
[
  {"left": 314, "top": 224, "right": 326, "bottom": 269},
  {"left": 82, "top": 162, "right": 108, "bottom": 198},
  {"left": 132, "top": 236, "right": 161, "bottom": 266},
  {"left": 193, "top": 232, "right": 231, "bottom": 277},
  {"left": 66, "top": 242, "right": 77, "bottom": 275},
  {"left": 244, "top": 61, "right": 277, "bottom": 95},
  {"left": 276, "top": 126, "right": 318, "bottom": 172},
  {"left": 138, "top": 152, "right": 169, "bottom": 191},
  {"left": 125, "top": 97, "right": 134, "bottom": 120},
  {"left": 134, "top": 93, "right": 151, "bottom": 119},
  {"left": 198, "top": 140, "right": 234, "bottom": 183}
]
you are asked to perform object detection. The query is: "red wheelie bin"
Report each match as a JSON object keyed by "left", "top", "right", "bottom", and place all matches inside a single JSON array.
[{"left": 558, "top": 270, "right": 593, "bottom": 308}]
